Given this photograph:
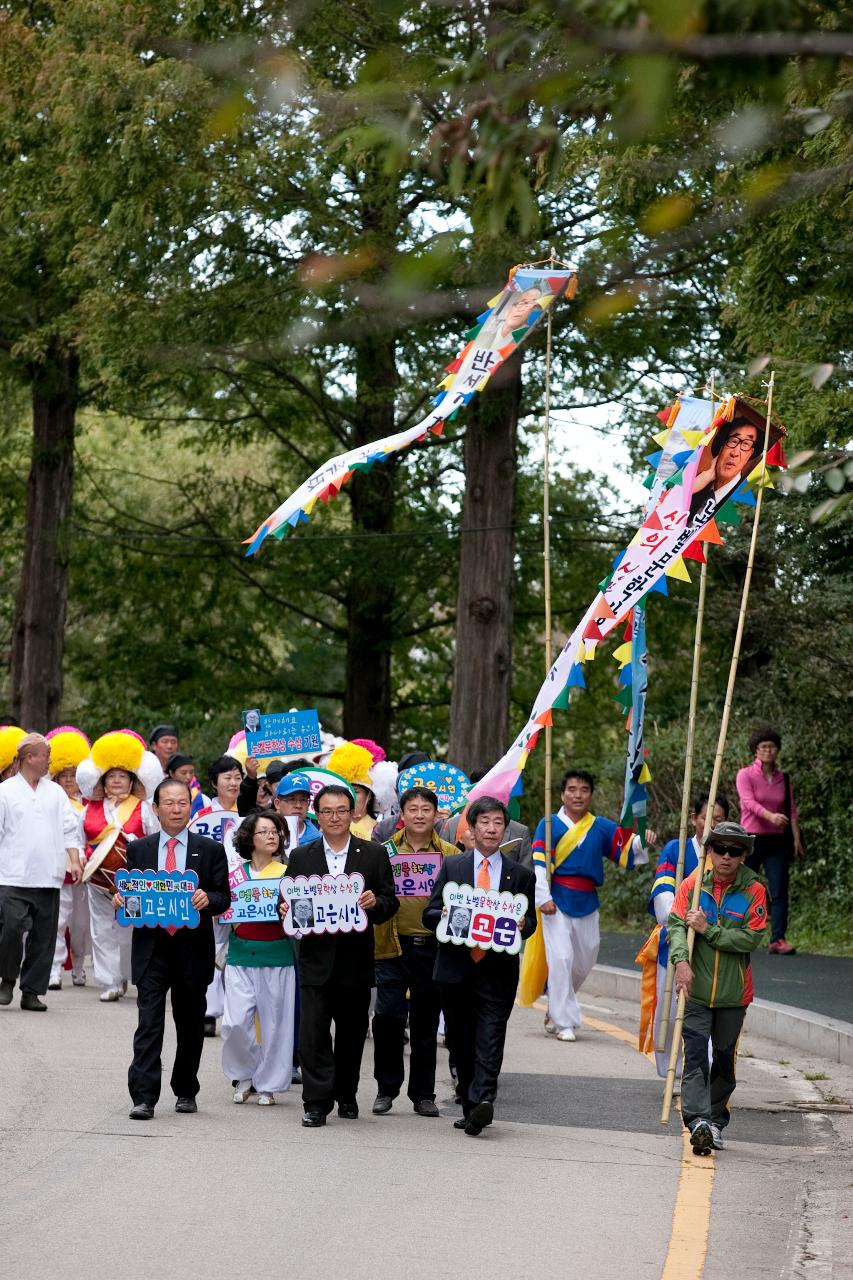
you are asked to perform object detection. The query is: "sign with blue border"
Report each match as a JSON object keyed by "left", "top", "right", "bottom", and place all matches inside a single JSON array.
[{"left": 115, "top": 869, "right": 200, "bottom": 930}]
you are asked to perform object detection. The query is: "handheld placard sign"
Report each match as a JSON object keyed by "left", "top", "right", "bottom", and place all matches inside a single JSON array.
[
  {"left": 436, "top": 880, "right": 527, "bottom": 955},
  {"left": 115, "top": 869, "right": 200, "bottom": 931},
  {"left": 245, "top": 710, "right": 321, "bottom": 759},
  {"left": 225, "top": 878, "right": 283, "bottom": 925},
  {"left": 280, "top": 873, "right": 367, "bottom": 936}
]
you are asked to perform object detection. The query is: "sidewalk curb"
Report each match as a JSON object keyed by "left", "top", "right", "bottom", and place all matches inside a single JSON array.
[{"left": 584, "top": 964, "right": 853, "bottom": 1066}]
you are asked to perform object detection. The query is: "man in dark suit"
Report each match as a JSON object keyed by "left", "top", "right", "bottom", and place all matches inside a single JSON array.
[
  {"left": 281, "top": 784, "right": 397, "bottom": 1127},
  {"left": 113, "top": 778, "right": 230, "bottom": 1120},
  {"left": 423, "top": 795, "right": 536, "bottom": 1137}
]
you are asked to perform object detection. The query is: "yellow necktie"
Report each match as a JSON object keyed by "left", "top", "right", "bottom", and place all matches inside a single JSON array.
[{"left": 472, "top": 857, "right": 491, "bottom": 963}]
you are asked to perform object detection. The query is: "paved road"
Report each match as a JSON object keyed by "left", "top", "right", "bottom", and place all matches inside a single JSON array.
[
  {"left": 1, "top": 980, "right": 851, "bottom": 1279},
  {"left": 600, "top": 931, "right": 853, "bottom": 1022}
]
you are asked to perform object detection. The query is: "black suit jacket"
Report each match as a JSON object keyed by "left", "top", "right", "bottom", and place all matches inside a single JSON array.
[
  {"left": 423, "top": 852, "right": 536, "bottom": 987},
  {"left": 284, "top": 836, "right": 398, "bottom": 987},
  {"left": 125, "top": 832, "right": 230, "bottom": 986}
]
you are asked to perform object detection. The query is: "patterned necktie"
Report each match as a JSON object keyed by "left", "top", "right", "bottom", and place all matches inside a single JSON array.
[
  {"left": 164, "top": 838, "right": 178, "bottom": 935},
  {"left": 471, "top": 857, "right": 491, "bottom": 963}
]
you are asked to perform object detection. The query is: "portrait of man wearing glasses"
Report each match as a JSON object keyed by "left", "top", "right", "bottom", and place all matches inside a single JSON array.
[{"left": 688, "top": 417, "right": 762, "bottom": 521}]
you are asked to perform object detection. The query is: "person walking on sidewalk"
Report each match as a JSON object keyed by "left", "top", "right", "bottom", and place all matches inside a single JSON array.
[
  {"left": 0, "top": 734, "right": 84, "bottom": 1011},
  {"left": 736, "top": 727, "right": 804, "bottom": 955},
  {"left": 668, "top": 821, "right": 769, "bottom": 1156}
]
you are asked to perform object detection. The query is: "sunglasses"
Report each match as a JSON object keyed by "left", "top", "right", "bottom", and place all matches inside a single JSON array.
[{"left": 708, "top": 844, "right": 745, "bottom": 858}]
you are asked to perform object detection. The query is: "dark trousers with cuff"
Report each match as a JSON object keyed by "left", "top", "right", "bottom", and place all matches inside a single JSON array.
[
  {"left": 128, "top": 939, "right": 208, "bottom": 1106},
  {"left": 299, "top": 964, "right": 371, "bottom": 1113},
  {"left": 440, "top": 967, "right": 516, "bottom": 1117},
  {"left": 680, "top": 999, "right": 747, "bottom": 1130},
  {"left": 373, "top": 935, "right": 442, "bottom": 1102},
  {"left": 746, "top": 835, "right": 789, "bottom": 941},
  {"left": 0, "top": 885, "right": 60, "bottom": 995}
]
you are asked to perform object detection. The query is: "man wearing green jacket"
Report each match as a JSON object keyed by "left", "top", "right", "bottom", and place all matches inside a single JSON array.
[{"left": 668, "top": 821, "right": 769, "bottom": 1155}]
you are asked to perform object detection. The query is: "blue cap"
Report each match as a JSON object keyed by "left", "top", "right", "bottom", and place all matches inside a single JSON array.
[{"left": 276, "top": 773, "right": 311, "bottom": 798}]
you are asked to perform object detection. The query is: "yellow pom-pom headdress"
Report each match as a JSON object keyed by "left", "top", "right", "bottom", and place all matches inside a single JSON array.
[
  {"left": 325, "top": 742, "right": 375, "bottom": 791},
  {"left": 45, "top": 726, "right": 91, "bottom": 777},
  {"left": 77, "top": 729, "right": 162, "bottom": 801},
  {"left": 0, "top": 725, "right": 26, "bottom": 774}
]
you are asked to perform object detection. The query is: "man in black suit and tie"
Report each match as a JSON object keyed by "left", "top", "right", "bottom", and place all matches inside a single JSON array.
[
  {"left": 423, "top": 795, "right": 536, "bottom": 1137},
  {"left": 113, "top": 778, "right": 230, "bottom": 1120},
  {"left": 281, "top": 785, "right": 398, "bottom": 1127}
]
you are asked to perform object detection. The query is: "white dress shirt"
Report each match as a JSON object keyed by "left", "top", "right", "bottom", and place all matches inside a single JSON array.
[
  {"left": 323, "top": 837, "right": 350, "bottom": 876},
  {"left": 473, "top": 848, "right": 502, "bottom": 892},
  {"left": 0, "top": 774, "right": 80, "bottom": 888},
  {"left": 157, "top": 827, "right": 189, "bottom": 874}
]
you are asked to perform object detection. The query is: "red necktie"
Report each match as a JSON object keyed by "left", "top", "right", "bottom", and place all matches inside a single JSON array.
[
  {"left": 472, "top": 857, "right": 491, "bottom": 963},
  {"left": 164, "top": 838, "right": 178, "bottom": 934}
]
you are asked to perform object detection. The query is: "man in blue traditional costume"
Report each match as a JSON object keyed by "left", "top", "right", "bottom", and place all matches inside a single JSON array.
[{"left": 528, "top": 769, "right": 651, "bottom": 1041}]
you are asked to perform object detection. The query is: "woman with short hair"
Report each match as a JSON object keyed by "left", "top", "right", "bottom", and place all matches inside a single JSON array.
[
  {"left": 736, "top": 728, "right": 804, "bottom": 955},
  {"left": 221, "top": 811, "right": 295, "bottom": 1106}
]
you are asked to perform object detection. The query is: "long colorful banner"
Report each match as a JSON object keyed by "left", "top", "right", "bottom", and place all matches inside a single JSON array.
[
  {"left": 468, "top": 394, "right": 786, "bottom": 814},
  {"left": 244, "top": 265, "right": 577, "bottom": 555}
]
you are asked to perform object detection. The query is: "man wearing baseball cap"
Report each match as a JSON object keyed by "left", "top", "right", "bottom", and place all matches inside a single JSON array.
[
  {"left": 667, "top": 821, "right": 768, "bottom": 1155},
  {"left": 274, "top": 775, "right": 320, "bottom": 846}
]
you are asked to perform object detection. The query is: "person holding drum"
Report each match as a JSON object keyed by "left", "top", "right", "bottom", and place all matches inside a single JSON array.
[
  {"left": 221, "top": 811, "right": 296, "bottom": 1106},
  {"left": 76, "top": 731, "right": 161, "bottom": 1003},
  {"left": 45, "top": 726, "right": 92, "bottom": 990}
]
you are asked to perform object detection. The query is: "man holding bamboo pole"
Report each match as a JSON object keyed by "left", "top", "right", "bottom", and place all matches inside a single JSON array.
[{"left": 667, "top": 821, "right": 768, "bottom": 1155}]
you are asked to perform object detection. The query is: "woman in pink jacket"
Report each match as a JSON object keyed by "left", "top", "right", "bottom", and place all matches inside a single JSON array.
[{"left": 736, "top": 727, "right": 804, "bottom": 955}]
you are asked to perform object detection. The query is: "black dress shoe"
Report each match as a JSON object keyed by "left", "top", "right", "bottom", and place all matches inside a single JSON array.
[
  {"left": 20, "top": 993, "right": 47, "bottom": 1012},
  {"left": 302, "top": 1110, "right": 326, "bottom": 1128},
  {"left": 129, "top": 1103, "right": 155, "bottom": 1120},
  {"left": 413, "top": 1099, "right": 440, "bottom": 1118},
  {"left": 203, "top": 1017, "right": 218, "bottom": 1037},
  {"left": 468, "top": 1100, "right": 494, "bottom": 1129},
  {"left": 372, "top": 1094, "right": 394, "bottom": 1115},
  {"left": 175, "top": 1097, "right": 198, "bottom": 1113},
  {"left": 453, "top": 1116, "right": 469, "bottom": 1130},
  {"left": 337, "top": 1101, "right": 359, "bottom": 1119},
  {"left": 0, "top": 980, "right": 14, "bottom": 1006}
]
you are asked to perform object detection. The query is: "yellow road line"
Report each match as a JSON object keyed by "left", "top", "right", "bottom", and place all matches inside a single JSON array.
[{"left": 529, "top": 997, "right": 715, "bottom": 1280}]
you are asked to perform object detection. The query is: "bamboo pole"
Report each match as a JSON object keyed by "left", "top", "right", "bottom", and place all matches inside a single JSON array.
[
  {"left": 655, "top": 381, "right": 715, "bottom": 1054},
  {"left": 661, "top": 372, "right": 775, "bottom": 1125},
  {"left": 542, "top": 248, "right": 556, "bottom": 881}
]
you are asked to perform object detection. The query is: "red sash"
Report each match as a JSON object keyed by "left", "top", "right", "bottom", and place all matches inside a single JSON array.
[{"left": 552, "top": 872, "right": 597, "bottom": 894}]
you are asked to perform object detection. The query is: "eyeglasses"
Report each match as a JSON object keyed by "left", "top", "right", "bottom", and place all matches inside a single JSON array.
[
  {"left": 723, "top": 435, "right": 757, "bottom": 454},
  {"left": 708, "top": 844, "right": 745, "bottom": 858},
  {"left": 317, "top": 807, "right": 351, "bottom": 818}
]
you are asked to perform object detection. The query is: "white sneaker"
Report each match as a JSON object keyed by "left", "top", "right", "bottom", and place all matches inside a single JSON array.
[
  {"left": 257, "top": 1092, "right": 275, "bottom": 1106},
  {"left": 72, "top": 972, "right": 86, "bottom": 987},
  {"left": 99, "top": 988, "right": 121, "bottom": 1002},
  {"left": 556, "top": 1027, "right": 577, "bottom": 1042},
  {"left": 233, "top": 1081, "right": 253, "bottom": 1104},
  {"left": 48, "top": 976, "right": 62, "bottom": 990},
  {"left": 544, "top": 1015, "right": 557, "bottom": 1036},
  {"left": 710, "top": 1124, "right": 724, "bottom": 1150}
]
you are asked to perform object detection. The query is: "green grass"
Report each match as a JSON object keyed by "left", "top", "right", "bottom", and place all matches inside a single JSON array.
[{"left": 803, "top": 1071, "right": 829, "bottom": 1081}]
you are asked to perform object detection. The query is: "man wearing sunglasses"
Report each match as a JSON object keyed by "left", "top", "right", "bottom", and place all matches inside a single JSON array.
[{"left": 667, "top": 821, "right": 768, "bottom": 1156}]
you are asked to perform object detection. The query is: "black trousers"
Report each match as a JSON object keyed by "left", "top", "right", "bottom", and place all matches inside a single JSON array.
[
  {"left": 128, "top": 938, "right": 209, "bottom": 1106},
  {"left": 746, "top": 835, "right": 790, "bottom": 941},
  {"left": 299, "top": 966, "right": 371, "bottom": 1113},
  {"left": 440, "top": 967, "right": 516, "bottom": 1116},
  {"left": 373, "top": 935, "right": 442, "bottom": 1102},
  {"left": 0, "top": 885, "right": 60, "bottom": 995},
  {"left": 680, "top": 1000, "right": 747, "bottom": 1130}
]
